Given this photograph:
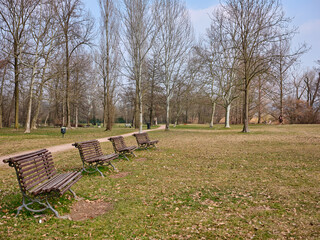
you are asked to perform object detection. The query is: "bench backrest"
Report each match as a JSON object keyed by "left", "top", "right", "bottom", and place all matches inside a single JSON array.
[
  {"left": 133, "top": 132, "right": 149, "bottom": 144},
  {"left": 73, "top": 140, "right": 103, "bottom": 163},
  {"left": 108, "top": 136, "right": 127, "bottom": 152},
  {"left": 3, "top": 149, "right": 56, "bottom": 193}
]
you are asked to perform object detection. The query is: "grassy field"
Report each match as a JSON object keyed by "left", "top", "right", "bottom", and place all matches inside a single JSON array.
[
  {"left": 0, "top": 124, "right": 319, "bottom": 239},
  {"left": 0, "top": 124, "right": 155, "bottom": 156}
]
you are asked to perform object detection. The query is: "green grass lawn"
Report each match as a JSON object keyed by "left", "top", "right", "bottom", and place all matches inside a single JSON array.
[{"left": 0, "top": 124, "right": 319, "bottom": 239}]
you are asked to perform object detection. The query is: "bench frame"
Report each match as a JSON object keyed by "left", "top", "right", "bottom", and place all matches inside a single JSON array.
[
  {"left": 108, "top": 136, "right": 137, "bottom": 161},
  {"left": 3, "top": 149, "right": 82, "bottom": 218},
  {"left": 73, "top": 139, "right": 119, "bottom": 177},
  {"left": 133, "top": 132, "right": 159, "bottom": 150}
]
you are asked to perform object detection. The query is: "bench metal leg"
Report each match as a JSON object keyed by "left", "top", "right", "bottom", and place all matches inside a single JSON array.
[
  {"left": 82, "top": 161, "right": 118, "bottom": 177},
  {"left": 69, "top": 189, "right": 83, "bottom": 202},
  {"left": 69, "top": 189, "right": 77, "bottom": 198},
  {"left": 122, "top": 154, "right": 130, "bottom": 161},
  {"left": 17, "top": 195, "right": 49, "bottom": 216},
  {"left": 82, "top": 162, "right": 105, "bottom": 177},
  {"left": 82, "top": 163, "right": 98, "bottom": 174},
  {"left": 16, "top": 194, "right": 62, "bottom": 218},
  {"left": 96, "top": 167, "right": 105, "bottom": 177},
  {"left": 45, "top": 197, "right": 60, "bottom": 218},
  {"left": 109, "top": 162, "right": 118, "bottom": 172}
]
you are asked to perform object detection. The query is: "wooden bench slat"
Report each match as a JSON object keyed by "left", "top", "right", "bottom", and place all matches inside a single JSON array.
[
  {"left": 21, "top": 162, "right": 56, "bottom": 180},
  {"left": 108, "top": 136, "right": 137, "bottom": 160},
  {"left": 3, "top": 149, "right": 82, "bottom": 217},
  {"left": 11, "top": 150, "right": 52, "bottom": 164},
  {"left": 6, "top": 149, "right": 49, "bottom": 161},
  {"left": 19, "top": 161, "right": 55, "bottom": 178},
  {"left": 59, "top": 174, "right": 83, "bottom": 195},
  {"left": 41, "top": 173, "right": 70, "bottom": 192},
  {"left": 133, "top": 132, "right": 159, "bottom": 150},
  {"left": 24, "top": 171, "right": 57, "bottom": 191},
  {"left": 54, "top": 172, "right": 82, "bottom": 191},
  {"left": 73, "top": 139, "right": 118, "bottom": 176},
  {"left": 30, "top": 174, "right": 62, "bottom": 195},
  {"left": 18, "top": 155, "right": 54, "bottom": 168}
]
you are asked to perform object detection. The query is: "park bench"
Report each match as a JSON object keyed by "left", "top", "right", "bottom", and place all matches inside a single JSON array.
[
  {"left": 108, "top": 136, "right": 137, "bottom": 161},
  {"left": 73, "top": 139, "right": 118, "bottom": 177},
  {"left": 133, "top": 132, "right": 159, "bottom": 150},
  {"left": 3, "top": 149, "right": 82, "bottom": 218}
]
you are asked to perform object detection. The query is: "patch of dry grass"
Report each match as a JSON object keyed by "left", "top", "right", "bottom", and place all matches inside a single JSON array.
[{"left": 0, "top": 124, "right": 319, "bottom": 239}]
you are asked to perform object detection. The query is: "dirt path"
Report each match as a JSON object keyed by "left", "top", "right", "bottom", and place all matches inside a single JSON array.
[{"left": 0, "top": 125, "right": 165, "bottom": 166}]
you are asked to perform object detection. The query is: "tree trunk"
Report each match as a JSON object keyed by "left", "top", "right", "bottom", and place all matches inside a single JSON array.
[
  {"left": 103, "top": 76, "right": 107, "bottom": 128},
  {"left": 149, "top": 74, "right": 155, "bottom": 125},
  {"left": 165, "top": 96, "right": 170, "bottom": 131},
  {"left": 24, "top": 65, "right": 37, "bottom": 133},
  {"left": 44, "top": 113, "right": 49, "bottom": 126},
  {"left": 62, "top": 98, "right": 65, "bottom": 126},
  {"left": 279, "top": 42, "right": 284, "bottom": 119},
  {"left": 149, "top": 108, "right": 153, "bottom": 127},
  {"left": 185, "top": 97, "right": 189, "bottom": 124},
  {"left": 75, "top": 106, "right": 78, "bottom": 128},
  {"left": 14, "top": 41, "right": 19, "bottom": 129},
  {"left": 138, "top": 65, "right": 143, "bottom": 133},
  {"left": 31, "top": 85, "right": 43, "bottom": 129},
  {"left": 242, "top": 86, "right": 250, "bottom": 132},
  {"left": 65, "top": 37, "right": 71, "bottom": 128},
  {"left": 106, "top": 93, "right": 113, "bottom": 131},
  {"left": 258, "top": 76, "right": 262, "bottom": 124},
  {"left": 134, "top": 86, "right": 139, "bottom": 129},
  {"left": 225, "top": 103, "right": 231, "bottom": 128},
  {"left": 105, "top": 79, "right": 113, "bottom": 130},
  {"left": 105, "top": 18, "right": 113, "bottom": 131},
  {"left": 0, "top": 64, "right": 7, "bottom": 129},
  {"left": 174, "top": 98, "right": 182, "bottom": 127},
  {"left": 209, "top": 101, "right": 216, "bottom": 128},
  {"left": 165, "top": 70, "right": 170, "bottom": 131},
  {"left": 5, "top": 93, "right": 15, "bottom": 127}
]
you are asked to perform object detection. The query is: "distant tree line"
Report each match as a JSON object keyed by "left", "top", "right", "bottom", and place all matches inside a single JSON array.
[{"left": 0, "top": 0, "right": 319, "bottom": 133}]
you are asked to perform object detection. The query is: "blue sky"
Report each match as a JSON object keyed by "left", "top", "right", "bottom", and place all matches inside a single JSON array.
[{"left": 84, "top": 0, "right": 320, "bottom": 68}]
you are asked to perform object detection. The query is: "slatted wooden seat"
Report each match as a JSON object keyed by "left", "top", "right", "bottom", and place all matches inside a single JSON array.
[
  {"left": 133, "top": 132, "right": 159, "bottom": 150},
  {"left": 3, "top": 149, "right": 82, "bottom": 218},
  {"left": 108, "top": 136, "right": 137, "bottom": 161},
  {"left": 73, "top": 139, "right": 118, "bottom": 177}
]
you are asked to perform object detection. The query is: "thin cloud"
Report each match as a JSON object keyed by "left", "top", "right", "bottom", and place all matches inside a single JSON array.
[{"left": 188, "top": 5, "right": 218, "bottom": 38}]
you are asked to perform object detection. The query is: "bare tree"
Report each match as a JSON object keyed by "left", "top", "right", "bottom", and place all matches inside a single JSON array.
[
  {"left": 271, "top": 37, "right": 308, "bottom": 120},
  {"left": 30, "top": 34, "right": 59, "bottom": 129},
  {"left": 303, "top": 69, "right": 320, "bottom": 111},
  {"left": 98, "top": 0, "right": 120, "bottom": 131},
  {"left": 222, "top": 0, "right": 295, "bottom": 132},
  {"left": 24, "top": 1, "right": 58, "bottom": 133},
  {"left": 157, "top": 0, "right": 193, "bottom": 131},
  {"left": 145, "top": 51, "right": 160, "bottom": 126},
  {"left": 0, "top": 0, "right": 40, "bottom": 129},
  {"left": 53, "top": 0, "right": 93, "bottom": 128},
  {"left": 122, "top": 0, "right": 160, "bottom": 133},
  {"left": 172, "top": 54, "right": 197, "bottom": 127},
  {"left": 72, "top": 51, "right": 93, "bottom": 127},
  {"left": 216, "top": 60, "right": 240, "bottom": 128},
  {"left": 195, "top": 42, "right": 219, "bottom": 128},
  {"left": 284, "top": 64, "right": 320, "bottom": 124},
  {"left": 0, "top": 59, "right": 9, "bottom": 128}
]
